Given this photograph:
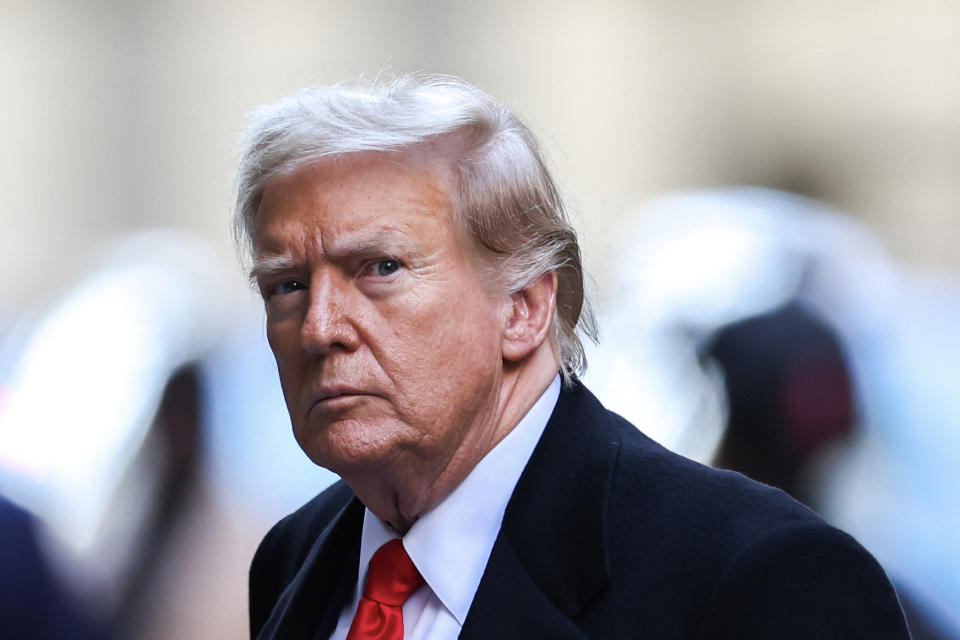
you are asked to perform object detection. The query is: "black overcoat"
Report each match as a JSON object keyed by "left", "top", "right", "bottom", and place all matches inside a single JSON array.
[{"left": 249, "top": 383, "right": 911, "bottom": 639}]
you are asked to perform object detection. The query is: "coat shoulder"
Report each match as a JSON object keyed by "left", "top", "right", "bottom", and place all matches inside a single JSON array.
[
  {"left": 698, "top": 520, "right": 911, "bottom": 638},
  {"left": 590, "top": 404, "right": 909, "bottom": 638},
  {"left": 609, "top": 410, "right": 826, "bottom": 544}
]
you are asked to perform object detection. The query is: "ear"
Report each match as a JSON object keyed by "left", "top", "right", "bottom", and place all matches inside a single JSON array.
[{"left": 502, "top": 271, "right": 558, "bottom": 362}]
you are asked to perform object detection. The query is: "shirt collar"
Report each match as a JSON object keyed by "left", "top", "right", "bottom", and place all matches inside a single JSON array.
[{"left": 355, "top": 375, "right": 561, "bottom": 624}]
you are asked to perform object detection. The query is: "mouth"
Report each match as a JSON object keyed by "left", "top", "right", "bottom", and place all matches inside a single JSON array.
[{"left": 309, "top": 385, "right": 371, "bottom": 411}]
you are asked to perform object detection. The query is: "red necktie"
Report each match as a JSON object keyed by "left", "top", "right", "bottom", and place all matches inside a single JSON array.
[{"left": 346, "top": 539, "right": 424, "bottom": 640}]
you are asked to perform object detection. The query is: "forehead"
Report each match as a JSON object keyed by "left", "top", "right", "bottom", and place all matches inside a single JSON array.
[{"left": 253, "top": 152, "right": 458, "bottom": 255}]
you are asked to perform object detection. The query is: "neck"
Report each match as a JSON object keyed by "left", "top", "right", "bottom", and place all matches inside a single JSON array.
[{"left": 345, "top": 346, "right": 559, "bottom": 534}]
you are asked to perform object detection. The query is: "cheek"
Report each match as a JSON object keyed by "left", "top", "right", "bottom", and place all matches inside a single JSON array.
[
  {"left": 372, "top": 300, "right": 483, "bottom": 386},
  {"left": 266, "top": 326, "right": 291, "bottom": 370},
  {"left": 266, "top": 307, "right": 304, "bottom": 354},
  {"left": 266, "top": 322, "right": 306, "bottom": 395},
  {"left": 418, "top": 306, "right": 501, "bottom": 372}
]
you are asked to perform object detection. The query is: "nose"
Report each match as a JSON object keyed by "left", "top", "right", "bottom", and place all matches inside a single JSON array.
[{"left": 299, "top": 272, "right": 360, "bottom": 355}]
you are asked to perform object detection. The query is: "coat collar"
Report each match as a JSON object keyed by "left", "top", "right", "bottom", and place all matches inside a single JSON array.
[
  {"left": 256, "top": 496, "right": 364, "bottom": 640},
  {"left": 461, "top": 381, "right": 621, "bottom": 637}
]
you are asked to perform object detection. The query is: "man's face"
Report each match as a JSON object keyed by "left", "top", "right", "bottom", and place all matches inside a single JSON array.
[{"left": 253, "top": 153, "right": 509, "bottom": 479}]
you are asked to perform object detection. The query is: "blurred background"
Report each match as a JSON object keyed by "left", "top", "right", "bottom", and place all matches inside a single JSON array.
[{"left": 0, "top": 1, "right": 957, "bottom": 637}]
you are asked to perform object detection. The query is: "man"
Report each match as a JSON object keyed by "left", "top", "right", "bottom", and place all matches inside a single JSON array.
[{"left": 236, "top": 76, "right": 910, "bottom": 639}]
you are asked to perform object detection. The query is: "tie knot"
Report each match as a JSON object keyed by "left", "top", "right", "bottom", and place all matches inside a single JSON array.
[{"left": 363, "top": 539, "right": 424, "bottom": 606}]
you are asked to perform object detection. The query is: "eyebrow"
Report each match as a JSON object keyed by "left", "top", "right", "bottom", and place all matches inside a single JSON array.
[{"left": 249, "top": 254, "right": 300, "bottom": 283}]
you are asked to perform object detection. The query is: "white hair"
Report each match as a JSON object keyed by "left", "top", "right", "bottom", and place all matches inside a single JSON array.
[{"left": 233, "top": 74, "right": 597, "bottom": 379}]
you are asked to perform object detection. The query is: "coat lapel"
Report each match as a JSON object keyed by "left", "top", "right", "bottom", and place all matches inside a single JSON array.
[
  {"left": 461, "top": 382, "right": 621, "bottom": 638},
  {"left": 460, "top": 534, "right": 591, "bottom": 639},
  {"left": 257, "top": 497, "right": 365, "bottom": 640}
]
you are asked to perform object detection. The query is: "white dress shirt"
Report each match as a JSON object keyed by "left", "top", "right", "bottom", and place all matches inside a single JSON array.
[{"left": 329, "top": 375, "right": 561, "bottom": 640}]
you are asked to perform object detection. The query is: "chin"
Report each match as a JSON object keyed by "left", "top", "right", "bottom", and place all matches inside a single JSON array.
[{"left": 295, "top": 418, "right": 407, "bottom": 474}]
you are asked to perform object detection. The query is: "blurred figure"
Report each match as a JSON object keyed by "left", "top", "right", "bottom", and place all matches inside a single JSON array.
[
  {"left": 106, "top": 364, "right": 204, "bottom": 636},
  {"left": 0, "top": 494, "right": 101, "bottom": 639},
  {"left": 0, "top": 231, "right": 239, "bottom": 636},
  {"left": 703, "top": 300, "right": 855, "bottom": 506}
]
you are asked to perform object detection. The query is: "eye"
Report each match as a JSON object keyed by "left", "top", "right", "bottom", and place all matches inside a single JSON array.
[
  {"left": 374, "top": 259, "right": 400, "bottom": 277},
  {"left": 362, "top": 258, "right": 402, "bottom": 279},
  {"left": 270, "top": 280, "right": 307, "bottom": 296}
]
